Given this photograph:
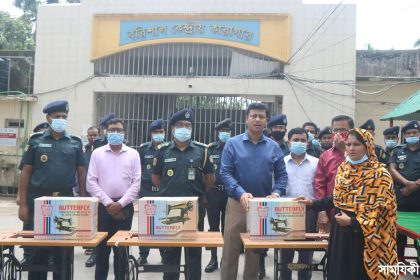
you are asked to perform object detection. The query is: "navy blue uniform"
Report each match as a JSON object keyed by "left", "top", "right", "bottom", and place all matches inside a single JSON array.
[{"left": 153, "top": 140, "right": 214, "bottom": 280}]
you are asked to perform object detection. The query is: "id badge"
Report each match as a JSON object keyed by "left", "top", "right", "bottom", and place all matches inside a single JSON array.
[{"left": 188, "top": 167, "right": 195, "bottom": 180}]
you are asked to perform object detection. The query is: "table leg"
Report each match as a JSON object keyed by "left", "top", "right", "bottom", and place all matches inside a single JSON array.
[
  {"left": 274, "top": 248, "right": 278, "bottom": 280},
  {"left": 184, "top": 247, "right": 190, "bottom": 280}
]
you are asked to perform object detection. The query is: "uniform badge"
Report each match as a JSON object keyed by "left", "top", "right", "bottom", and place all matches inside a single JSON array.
[
  {"left": 146, "top": 164, "right": 151, "bottom": 170},
  {"left": 213, "top": 164, "right": 218, "bottom": 170},
  {"left": 24, "top": 145, "right": 29, "bottom": 152},
  {"left": 153, "top": 158, "right": 157, "bottom": 166},
  {"left": 185, "top": 112, "right": 190, "bottom": 119},
  {"left": 40, "top": 154, "right": 48, "bottom": 163},
  {"left": 167, "top": 169, "right": 174, "bottom": 176},
  {"left": 399, "top": 163, "right": 405, "bottom": 169}
]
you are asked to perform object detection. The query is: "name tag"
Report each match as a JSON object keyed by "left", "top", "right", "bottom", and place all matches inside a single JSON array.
[
  {"left": 211, "top": 155, "right": 220, "bottom": 159},
  {"left": 144, "top": 155, "right": 153, "bottom": 159},
  {"left": 39, "top": 143, "right": 52, "bottom": 148},
  {"left": 165, "top": 158, "right": 177, "bottom": 163}
]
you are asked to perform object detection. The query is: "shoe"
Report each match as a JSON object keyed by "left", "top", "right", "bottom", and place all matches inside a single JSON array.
[
  {"left": 85, "top": 253, "right": 96, "bottom": 268},
  {"left": 204, "top": 258, "right": 218, "bottom": 273},
  {"left": 85, "top": 249, "right": 93, "bottom": 255},
  {"left": 137, "top": 256, "right": 147, "bottom": 265},
  {"left": 258, "top": 255, "right": 266, "bottom": 280}
]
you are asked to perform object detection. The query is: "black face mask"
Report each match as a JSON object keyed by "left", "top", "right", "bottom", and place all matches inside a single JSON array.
[
  {"left": 271, "top": 131, "right": 285, "bottom": 141},
  {"left": 321, "top": 143, "right": 333, "bottom": 150}
]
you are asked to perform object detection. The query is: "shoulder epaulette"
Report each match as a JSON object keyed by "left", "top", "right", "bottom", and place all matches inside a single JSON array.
[
  {"left": 157, "top": 142, "right": 170, "bottom": 150},
  {"left": 207, "top": 142, "right": 217, "bottom": 148},
  {"left": 29, "top": 132, "right": 43, "bottom": 139},
  {"left": 70, "top": 135, "right": 82, "bottom": 141},
  {"left": 193, "top": 141, "right": 207, "bottom": 148}
]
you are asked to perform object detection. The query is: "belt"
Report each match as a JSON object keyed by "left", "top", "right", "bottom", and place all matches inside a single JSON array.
[{"left": 213, "top": 184, "right": 225, "bottom": 191}]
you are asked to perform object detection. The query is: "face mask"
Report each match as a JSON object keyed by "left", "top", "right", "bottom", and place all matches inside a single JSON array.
[
  {"left": 307, "top": 132, "right": 314, "bottom": 142},
  {"left": 218, "top": 132, "right": 231, "bottom": 143},
  {"left": 290, "top": 142, "right": 307, "bottom": 156},
  {"left": 174, "top": 128, "right": 191, "bottom": 142},
  {"left": 321, "top": 143, "right": 333, "bottom": 150},
  {"left": 405, "top": 137, "right": 419, "bottom": 145},
  {"left": 385, "top": 140, "right": 398, "bottom": 149},
  {"left": 50, "top": 119, "right": 67, "bottom": 133},
  {"left": 152, "top": 133, "right": 165, "bottom": 143},
  {"left": 271, "top": 131, "right": 285, "bottom": 141},
  {"left": 346, "top": 154, "right": 368, "bottom": 165},
  {"left": 312, "top": 138, "right": 320, "bottom": 149},
  {"left": 107, "top": 132, "right": 124, "bottom": 145}
]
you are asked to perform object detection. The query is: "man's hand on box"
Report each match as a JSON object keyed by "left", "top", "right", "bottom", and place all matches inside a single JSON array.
[{"left": 240, "top": 193, "right": 253, "bottom": 210}]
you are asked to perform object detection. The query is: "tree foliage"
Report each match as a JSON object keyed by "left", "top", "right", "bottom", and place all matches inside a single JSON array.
[
  {"left": 0, "top": 11, "right": 35, "bottom": 50},
  {"left": 415, "top": 39, "right": 420, "bottom": 49}
]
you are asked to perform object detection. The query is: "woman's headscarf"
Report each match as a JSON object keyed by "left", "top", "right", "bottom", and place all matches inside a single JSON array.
[{"left": 334, "top": 128, "right": 398, "bottom": 279}]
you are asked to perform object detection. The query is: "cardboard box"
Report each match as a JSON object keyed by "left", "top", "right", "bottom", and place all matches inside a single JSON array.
[
  {"left": 34, "top": 197, "right": 98, "bottom": 240},
  {"left": 248, "top": 198, "right": 306, "bottom": 240},
  {"left": 138, "top": 197, "right": 198, "bottom": 239}
]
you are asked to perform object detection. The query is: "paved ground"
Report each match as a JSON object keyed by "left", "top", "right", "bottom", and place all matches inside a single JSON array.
[{"left": 1, "top": 197, "right": 418, "bottom": 279}]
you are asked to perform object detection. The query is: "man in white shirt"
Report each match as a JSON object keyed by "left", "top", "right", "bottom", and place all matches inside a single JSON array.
[{"left": 281, "top": 127, "right": 319, "bottom": 280}]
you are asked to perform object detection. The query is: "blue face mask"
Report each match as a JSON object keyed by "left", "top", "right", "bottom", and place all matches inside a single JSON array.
[
  {"left": 307, "top": 132, "right": 314, "bottom": 142},
  {"left": 312, "top": 139, "right": 320, "bottom": 149},
  {"left": 50, "top": 118, "right": 67, "bottom": 133},
  {"left": 107, "top": 132, "right": 124, "bottom": 145},
  {"left": 290, "top": 142, "right": 307, "bottom": 156},
  {"left": 152, "top": 133, "right": 165, "bottom": 143},
  {"left": 405, "top": 137, "right": 419, "bottom": 145},
  {"left": 385, "top": 140, "right": 398, "bottom": 149},
  {"left": 346, "top": 154, "right": 368, "bottom": 165},
  {"left": 218, "top": 132, "right": 231, "bottom": 143},
  {"left": 174, "top": 128, "right": 191, "bottom": 142}
]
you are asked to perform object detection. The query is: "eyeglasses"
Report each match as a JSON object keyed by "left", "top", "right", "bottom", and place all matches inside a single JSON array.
[
  {"left": 174, "top": 122, "right": 192, "bottom": 129},
  {"left": 332, "top": 128, "right": 348, "bottom": 133}
]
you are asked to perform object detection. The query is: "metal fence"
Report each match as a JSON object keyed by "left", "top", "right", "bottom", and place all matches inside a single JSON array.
[
  {"left": 94, "top": 43, "right": 284, "bottom": 79},
  {"left": 96, "top": 93, "right": 281, "bottom": 148}
]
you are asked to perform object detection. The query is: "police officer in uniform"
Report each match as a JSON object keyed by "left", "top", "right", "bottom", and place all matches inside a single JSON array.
[
  {"left": 389, "top": 120, "right": 420, "bottom": 261},
  {"left": 268, "top": 114, "right": 290, "bottom": 156},
  {"left": 152, "top": 109, "right": 215, "bottom": 280},
  {"left": 204, "top": 118, "right": 231, "bottom": 273},
  {"left": 137, "top": 119, "right": 166, "bottom": 265},
  {"left": 383, "top": 126, "right": 400, "bottom": 165},
  {"left": 359, "top": 119, "right": 387, "bottom": 164},
  {"left": 92, "top": 112, "right": 115, "bottom": 150},
  {"left": 18, "top": 100, "right": 86, "bottom": 279}
]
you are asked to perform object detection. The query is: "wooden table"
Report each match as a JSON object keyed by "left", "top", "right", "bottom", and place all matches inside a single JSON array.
[
  {"left": 0, "top": 231, "right": 107, "bottom": 280},
  {"left": 240, "top": 233, "right": 329, "bottom": 280},
  {"left": 108, "top": 231, "right": 224, "bottom": 280}
]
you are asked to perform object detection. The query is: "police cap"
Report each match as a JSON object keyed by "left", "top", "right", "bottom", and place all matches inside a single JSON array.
[
  {"left": 318, "top": 126, "right": 332, "bottom": 138},
  {"left": 359, "top": 119, "right": 375, "bottom": 131},
  {"left": 42, "top": 100, "right": 69, "bottom": 114},
  {"left": 99, "top": 112, "right": 115, "bottom": 127},
  {"left": 149, "top": 119, "right": 165, "bottom": 131},
  {"left": 170, "top": 109, "right": 194, "bottom": 126},
  {"left": 383, "top": 126, "right": 400, "bottom": 136},
  {"left": 33, "top": 122, "right": 49, "bottom": 133},
  {"left": 215, "top": 118, "right": 232, "bottom": 130},
  {"left": 402, "top": 120, "right": 420, "bottom": 134},
  {"left": 268, "top": 114, "right": 287, "bottom": 128}
]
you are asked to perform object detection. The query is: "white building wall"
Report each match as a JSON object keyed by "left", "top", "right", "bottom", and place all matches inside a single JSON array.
[{"left": 33, "top": 0, "right": 356, "bottom": 136}]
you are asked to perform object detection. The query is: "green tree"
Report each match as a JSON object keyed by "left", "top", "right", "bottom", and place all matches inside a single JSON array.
[
  {"left": 414, "top": 39, "right": 420, "bottom": 48},
  {"left": 0, "top": 12, "right": 34, "bottom": 50},
  {"left": 13, "top": 0, "right": 38, "bottom": 22}
]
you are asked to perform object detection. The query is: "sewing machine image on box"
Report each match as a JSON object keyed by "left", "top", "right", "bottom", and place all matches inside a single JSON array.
[
  {"left": 248, "top": 198, "right": 306, "bottom": 240},
  {"left": 34, "top": 197, "right": 98, "bottom": 240},
  {"left": 53, "top": 216, "right": 76, "bottom": 232},
  {"left": 138, "top": 197, "right": 198, "bottom": 239}
]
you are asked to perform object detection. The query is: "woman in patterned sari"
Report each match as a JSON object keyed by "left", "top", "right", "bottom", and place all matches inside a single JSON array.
[{"left": 296, "top": 128, "right": 398, "bottom": 280}]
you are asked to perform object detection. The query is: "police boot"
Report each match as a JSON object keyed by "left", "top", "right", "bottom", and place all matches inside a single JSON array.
[
  {"left": 258, "top": 254, "right": 266, "bottom": 280},
  {"left": 85, "top": 252, "right": 96, "bottom": 267},
  {"left": 204, "top": 249, "right": 218, "bottom": 273}
]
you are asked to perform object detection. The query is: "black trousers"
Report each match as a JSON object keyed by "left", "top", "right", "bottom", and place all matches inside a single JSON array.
[
  {"left": 163, "top": 202, "right": 206, "bottom": 280},
  {"left": 26, "top": 189, "right": 74, "bottom": 280},
  {"left": 95, "top": 203, "right": 134, "bottom": 280},
  {"left": 206, "top": 188, "right": 228, "bottom": 258}
]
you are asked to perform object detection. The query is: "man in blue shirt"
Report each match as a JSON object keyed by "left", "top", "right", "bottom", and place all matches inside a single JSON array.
[{"left": 220, "top": 103, "right": 288, "bottom": 280}]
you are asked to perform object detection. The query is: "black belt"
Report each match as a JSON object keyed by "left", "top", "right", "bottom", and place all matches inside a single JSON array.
[{"left": 213, "top": 184, "right": 225, "bottom": 191}]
